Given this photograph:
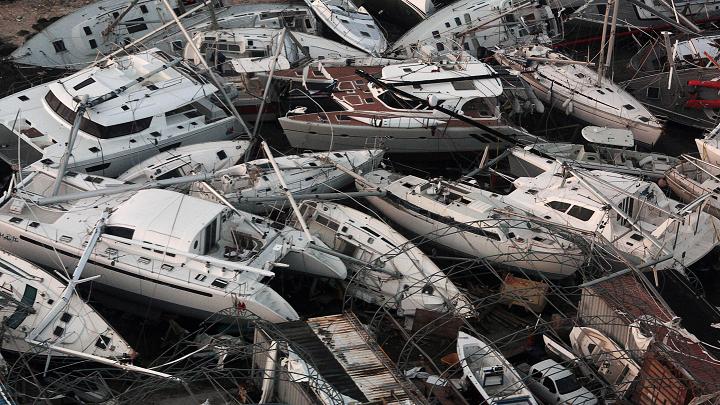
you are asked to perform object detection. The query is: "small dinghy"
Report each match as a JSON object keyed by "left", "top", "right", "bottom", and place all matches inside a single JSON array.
[
  {"left": 0, "top": 250, "right": 133, "bottom": 360},
  {"left": 358, "top": 169, "right": 585, "bottom": 278},
  {"left": 665, "top": 156, "right": 720, "bottom": 218},
  {"left": 570, "top": 326, "right": 640, "bottom": 398},
  {"left": 495, "top": 45, "right": 664, "bottom": 146},
  {"left": 294, "top": 200, "right": 474, "bottom": 318},
  {"left": 190, "top": 150, "right": 383, "bottom": 214},
  {"left": 456, "top": 331, "right": 538, "bottom": 404},
  {"left": 304, "top": 0, "right": 387, "bottom": 55},
  {"left": 118, "top": 140, "right": 250, "bottom": 183}
]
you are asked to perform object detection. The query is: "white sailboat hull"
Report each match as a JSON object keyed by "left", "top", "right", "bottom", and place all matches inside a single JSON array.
[
  {"left": 0, "top": 230, "right": 296, "bottom": 323},
  {"left": 279, "top": 118, "right": 523, "bottom": 153},
  {"left": 524, "top": 77, "right": 663, "bottom": 146},
  {"left": 362, "top": 194, "right": 582, "bottom": 278}
]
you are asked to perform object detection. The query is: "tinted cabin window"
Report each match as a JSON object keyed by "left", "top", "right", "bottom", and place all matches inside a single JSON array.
[
  {"left": 105, "top": 226, "right": 135, "bottom": 239},
  {"left": 126, "top": 18, "right": 148, "bottom": 34},
  {"left": 567, "top": 205, "right": 594, "bottom": 221},
  {"left": 45, "top": 91, "right": 152, "bottom": 139},
  {"left": 542, "top": 377, "right": 557, "bottom": 394},
  {"left": 546, "top": 200, "right": 571, "bottom": 213},
  {"left": 202, "top": 219, "right": 218, "bottom": 254}
]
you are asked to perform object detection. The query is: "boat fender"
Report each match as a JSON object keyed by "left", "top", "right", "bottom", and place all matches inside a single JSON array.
[{"left": 562, "top": 99, "right": 573, "bottom": 115}]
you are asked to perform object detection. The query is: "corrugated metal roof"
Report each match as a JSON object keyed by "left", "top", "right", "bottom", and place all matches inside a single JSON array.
[
  {"left": 587, "top": 274, "right": 672, "bottom": 322},
  {"left": 307, "top": 313, "right": 420, "bottom": 405},
  {"left": 274, "top": 320, "right": 367, "bottom": 402}
]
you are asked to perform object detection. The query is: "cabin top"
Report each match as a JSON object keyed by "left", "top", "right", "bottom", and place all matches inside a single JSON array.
[
  {"left": 46, "top": 49, "right": 217, "bottom": 127},
  {"left": 107, "top": 189, "right": 224, "bottom": 253},
  {"left": 380, "top": 62, "right": 503, "bottom": 98}
]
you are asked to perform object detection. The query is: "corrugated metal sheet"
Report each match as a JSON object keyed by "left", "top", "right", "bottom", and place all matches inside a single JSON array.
[
  {"left": 307, "top": 313, "right": 424, "bottom": 405},
  {"left": 632, "top": 351, "right": 687, "bottom": 405}
]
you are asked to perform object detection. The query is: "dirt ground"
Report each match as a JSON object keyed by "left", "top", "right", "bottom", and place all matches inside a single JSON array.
[{"left": 0, "top": 0, "right": 287, "bottom": 50}]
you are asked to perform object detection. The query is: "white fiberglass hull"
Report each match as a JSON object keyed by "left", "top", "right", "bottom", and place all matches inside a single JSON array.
[
  {"left": 524, "top": 77, "right": 663, "bottom": 146},
  {"left": 0, "top": 229, "right": 298, "bottom": 323},
  {"left": 696, "top": 138, "right": 720, "bottom": 165},
  {"left": 362, "top": 195, "right": 583, "bottom": 278},
  {"left": 279, "top": 118, "right": 519, "bottom": 153},
  {"left": 39, "top": 117, "right": 237, "bottom": 178}
]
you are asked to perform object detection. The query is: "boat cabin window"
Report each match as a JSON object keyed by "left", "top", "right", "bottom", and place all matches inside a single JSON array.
[
  {"left": 73, "top": 78, "right": 96, "bottom": 91},
  {"left": 4, "top": 284, "right": 37, "bottom": 329},
  {"left": 53, "top": 40, "right": 67, "bottom": 53},
  {"left": 567, "top": 205, "right": 594, "bottom": 221},
  {"left": 546, "top": 200, "right": 571, "bottom": 213},
  {"left": 315, "top": 214, "right": 339, "bottom": 231},
  {"left": 44, "top": 91, "right": 153, "bottom": 139},
  {"left": 202, "top": 218, "right": 219, "bottom": 254},
  {"left": 647, "top": 87, "right": 660, "bottom": 100},
  {"left": 556, "top": 375, "right": 582, "bottom": 394},
  {"left": 542, "top": 377, "right": 557, "bottom": 393},
  {"left": 451, "top": 80, "right": 477, "bottom": 91},
  {"left": 105, "top": 226, "right": 135, "bottom": 240}
]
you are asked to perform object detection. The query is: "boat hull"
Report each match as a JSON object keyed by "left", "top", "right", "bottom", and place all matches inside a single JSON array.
[
  {"left": 42, "top": 117, "right": 237, "bottom": 178},
  {"left": 279, "top": 117, "right": 524, "bottom": 153},
  {"left": 523, "top": 75, "right": 663, "bottom": 146},
  {"left": 623, "top": 68, "right": 720, "bottom": 130},
  {"left": 0, "top": 229, "right": 296, "bottom": 323},
  {"left": 363, "top": 194, "right": 583, "bottom": 278}
]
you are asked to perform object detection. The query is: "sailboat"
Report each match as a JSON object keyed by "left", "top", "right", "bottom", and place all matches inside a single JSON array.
[
  {"left": 569, "top": 0, "right": 720, "bottom": 30},
  {"left": 357, "top": 169, "right": 585, "bottom": 278},
  {"left": 0, "top": 249, "right": 133, "bottom": 359},
  {"left": 190, "top": 149, "right": 384, "bottom": 214},
  {"left": 304, "top": 0, "right": 387, "bottom": 55},
  {"left": 0, "top": 49, "right": 238, "bottom": 177},
  {"left": 118, "top": 140, "right": 250, "bottom": 183},
  {"left": 9, "top": 0, "right": 320, "bottom": 70},
  {"left": 388, "top": 0, "right": 560, "bottom": 59},
  {"left": 623, "top": 34, "right": 720, "bottom": 130},
  {"left": 498, "top": 159, "right": 720, "bottom": 270},
  {"left": 183, "top": 27, "right": 370, "bottom": 77},
  {"left": 508, "top": 129, "right": 679, "bottom": 180},
  {"left": 494, "top": 45, "right": 664, "bottom": 146},
  {"left": 0, "top": 170, "right": 347, "bottom": 323},
  {"left": 275, "top": 61, "right": 535, "bottom": 153},
  {"left": 293, "top": 200, "right": 474, "bottom": 318}
]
